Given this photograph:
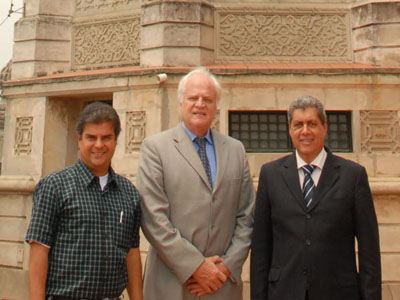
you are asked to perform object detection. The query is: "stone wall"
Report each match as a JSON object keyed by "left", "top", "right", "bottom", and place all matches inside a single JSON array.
[{"left": 9, "top": 1, "right": 400, "bottom": 80}]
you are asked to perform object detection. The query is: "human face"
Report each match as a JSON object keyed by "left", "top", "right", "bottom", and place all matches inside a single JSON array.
[
  {"left": 78, "top": 122, "right": 117, "bottom": 176},
  {"left": 289, "top": 107, "right": 327, "bottom": 163},
  {"left": 180, "top": 72, "right": 217, "bottom": 136}
]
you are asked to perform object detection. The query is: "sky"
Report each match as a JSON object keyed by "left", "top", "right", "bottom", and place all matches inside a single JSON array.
[{"left": 0, "top": 0, "right": 24, "bottom": 71}]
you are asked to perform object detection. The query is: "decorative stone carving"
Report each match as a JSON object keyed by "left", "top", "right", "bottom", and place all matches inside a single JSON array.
[
  {"left": 76, "top": 0, "right": 137, "bottom": 12},
  {"left": 0, "top": 60, "right": 12, "bottom": 82},
  {"left": 215, "top": 7, "right": 351, "bottom": 62},
  {"left": 126, "top": 111, "right": 146, "bottom": 153},
  {"left": 14, "top": 117, "right": 33, "bottom": 156},
  {"left": 360, "top": 110, "right": 400, "bottom": 153},
  {"left": 211, "top": 110, "right": 220, "bottom": 132},
  {"left": 73, "top": 16, "right": 141, "bottom": 69}
]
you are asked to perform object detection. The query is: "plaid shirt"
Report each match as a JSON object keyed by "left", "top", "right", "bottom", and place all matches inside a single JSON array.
[{"left": 26, "top": 159, "right": 141, "bottom": 299}]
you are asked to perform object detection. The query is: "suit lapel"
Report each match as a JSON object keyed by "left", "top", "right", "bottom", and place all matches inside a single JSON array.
[
  {"left": 282, "top": 153, "right": 305, "bottom": 209},
  {"left": 212, "top": 130, "right": 228, "bottom": 193},
  {"left": 308, "top": 151, "right": 340, "bottom": 211},
  {"left": 172, "top": 124, "right": 212, "bottom": 191}
]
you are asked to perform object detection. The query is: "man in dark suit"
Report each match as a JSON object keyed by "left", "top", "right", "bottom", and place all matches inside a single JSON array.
[{"left": 250, "top": 96, "right": 381, "bottom": 300}]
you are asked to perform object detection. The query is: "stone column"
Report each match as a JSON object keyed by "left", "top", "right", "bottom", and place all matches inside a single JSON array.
[
  {"left": 141, "top": 0, "right": 215, "bottom": 66},
  {"left": 11, "top": 0, "right": 74, "bottom": 80},
  {"left": 352, "top": 1, "right": 400, "bottom": 66}
]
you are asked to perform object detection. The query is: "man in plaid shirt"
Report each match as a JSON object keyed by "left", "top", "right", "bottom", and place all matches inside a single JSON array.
[{"left": 26, "top": 102, "right": 143, "bottom": 300}]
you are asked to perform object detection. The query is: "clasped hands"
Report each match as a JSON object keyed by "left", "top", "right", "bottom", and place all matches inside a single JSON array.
[{"left": 186, "top": 256, "right": 231, "bottom": 297}]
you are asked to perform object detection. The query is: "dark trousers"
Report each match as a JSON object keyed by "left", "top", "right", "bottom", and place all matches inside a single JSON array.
[{"left": 47, "top": 296, "right": 120, "bottom": 300}]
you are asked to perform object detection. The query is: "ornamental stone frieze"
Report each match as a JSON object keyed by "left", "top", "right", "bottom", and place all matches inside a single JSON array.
[
  {"left": 215, "top": 6, "right": 352, "bottom": 63},
  {"left": 76, "top": 0, "right": 139, "bottom": 13},
  {"left": 211, "top": 110, "right": 220, "bottom": 132},
  {"left": 360, "top": 110, "right": 400, "bottom": 153},
  {"left": 14, "top": 117, "right": 33, "bottom": 156},
  {"left": 72, "top": 15, "right": 141, "bottom": 69},
  {"left": 125, "top": 111, "right": 146, "bottom": 153}
]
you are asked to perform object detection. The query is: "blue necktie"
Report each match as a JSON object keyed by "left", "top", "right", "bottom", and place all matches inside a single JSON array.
[
  {"left": 194, "top": 137, "right": 212, "bottom": 187},
  {"left": 302, "top": 164, "right": 315, "bottom": 207}
]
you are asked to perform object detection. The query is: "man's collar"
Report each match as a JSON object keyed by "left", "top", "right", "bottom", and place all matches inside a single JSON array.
[
  {"left": 295, "top": 148, "right": 327, "bottom": 170},
  {"left": 76, "top": 159, "right": 117, "bottom": 187},
  {"left": 181, "top": 121, "right": 213, "bottom": 144}
]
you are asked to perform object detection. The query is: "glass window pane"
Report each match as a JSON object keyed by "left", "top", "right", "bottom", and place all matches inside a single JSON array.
[{"left": 229, "top": 111, "right": 352, "bottom": 153}]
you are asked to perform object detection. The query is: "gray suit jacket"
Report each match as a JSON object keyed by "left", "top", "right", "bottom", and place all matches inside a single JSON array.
[{"left": 137, "top": 123, "right": 255, "bottom": 300}]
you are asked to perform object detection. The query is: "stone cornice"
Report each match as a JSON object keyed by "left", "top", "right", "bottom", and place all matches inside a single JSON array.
[
  {"left": 3, "top": 63, "right": 400, "bottom": 86},
  {"left": 0, "top": 176, "right": 36, "bottom": 193},
  {"left": 370, "top": 178, "right": 400, "bottom": 195}
]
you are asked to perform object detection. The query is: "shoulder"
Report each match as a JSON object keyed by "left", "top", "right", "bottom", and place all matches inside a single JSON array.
[
  {"left": 112, "top": 173, "right": 141, "bottom": 205},
  {"left": 212, "top": 130, "right": 245, "bottom": 149},
  {"left": 143, "top": 127, "right": 176, "bottom": 145},
  {"left": 113, "top": 173, "right": 137, "bottom": 191},
  {"left": 33, "top": 165, "right": 79, "bottom": 201},
  {"left": 113, "top": 172, "right": 140, "bottom": 194},
  {"left": 261, "top": 154, "right": 293, "bottom": 171},
  {"left": 329, "top": 153, "right": 365, "bottom": 172},
  {"left": 36, "top": 164, "right": 77, "bottom": 188}
]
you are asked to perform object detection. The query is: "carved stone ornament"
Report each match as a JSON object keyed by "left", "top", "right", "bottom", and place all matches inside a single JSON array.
[
  {"left": 14, "top": 117, "right": 33, "bottom": 156},
  {"left": 360, "top": 110, "right": 400, "bottom": 153},
  {"left": 126, "top": 111, "right": 146, "bottom": 153},
  {"left": 211, "top": 110, "right": 220, "bottom": 132},
  {"left": 215, "top": 6, "right": 351, "bottom": 63},
  {"left": 76, "top": 0, "right": 137, "bottom": 12},
  {"left": 0, "top": 60, "right": 12, "bottom": 82},
  {"left": 73, "top": 16, "right": 141, "bottom": 69}
]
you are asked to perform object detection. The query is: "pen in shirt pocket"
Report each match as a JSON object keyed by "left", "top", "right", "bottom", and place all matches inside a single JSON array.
[{"left": 120, "top": 211, "right": 123, "bottom": 224}]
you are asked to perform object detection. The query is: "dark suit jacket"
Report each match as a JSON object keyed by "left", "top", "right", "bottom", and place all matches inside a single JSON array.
[{"left": 250, "top": 149, "right": 381, "bottom": 300}]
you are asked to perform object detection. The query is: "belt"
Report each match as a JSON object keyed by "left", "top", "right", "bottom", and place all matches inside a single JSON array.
[{"left": 47, "top": 296, "right": 120, "bottom": 300}]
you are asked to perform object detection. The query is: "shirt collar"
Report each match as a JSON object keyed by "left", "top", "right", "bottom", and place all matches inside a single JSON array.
[
  {"left": 295, "top": 147, "right": 327, "bottom": 170},
  {"left": 76, "top": 159, "right": 117, "bottom": 187},
  {"left": 181, "top": 121, "right": 213, "bottom": 145}
]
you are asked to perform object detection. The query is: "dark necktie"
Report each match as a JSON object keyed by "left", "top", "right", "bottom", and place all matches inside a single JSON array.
[
  {"left": 194, "top": 137, "right": 212, "bottom": 187},
  {"left": 302, "top": 164, "right": 315, "bottom": 207}
]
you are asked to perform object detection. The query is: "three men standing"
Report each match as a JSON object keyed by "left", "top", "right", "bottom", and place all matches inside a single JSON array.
[
  {"left": 26, "top": 70, "right": 381, "bottom": 300},
  {"left": 137, "top": 67, "right": 255, "bottom": 300},
  {"left": 251, "top": 96, "right": 381, "bottom": 300}
]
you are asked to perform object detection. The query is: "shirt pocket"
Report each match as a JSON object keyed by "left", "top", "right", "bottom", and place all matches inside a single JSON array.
[{"left": 111, "top": 207, "right": 136, "bottom": 250}]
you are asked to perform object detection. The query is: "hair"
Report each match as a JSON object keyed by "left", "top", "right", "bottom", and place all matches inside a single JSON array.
[
  {"left": 76, "top": 102, "right": 121, "bottom": 138},
  {"left": 177, "top": 67, "right": 222, "bottom": 103},
  {"left": 288, "top": 95, "right": 327, "bottom": 125}
]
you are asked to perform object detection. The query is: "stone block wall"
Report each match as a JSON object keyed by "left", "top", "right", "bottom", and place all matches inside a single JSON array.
[
  {"left": 0, "top": 178, "right": 35, "bottom": 300},
  {"left": 9, "top": 0, "right": 400, "bottom": 81},
  {"left": 352, "top": 1, "right": 400, "bottom": 66}
]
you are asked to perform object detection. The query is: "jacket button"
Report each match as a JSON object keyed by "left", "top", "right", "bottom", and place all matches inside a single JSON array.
[
  {"left": 306, "top": 239, "right": 311, "bottom": 246},
  {"left": 302, "top": 268, "right": 308, "bottom": 275},
  {"left": 306, "top": 214, "right": 311, "bottom": 219}
]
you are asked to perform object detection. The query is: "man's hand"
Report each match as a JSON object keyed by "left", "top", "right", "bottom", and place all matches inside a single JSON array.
[
  {"left": 186, "top": 256, "right": 227, "bottom": 296},
  {"left": 216, "top": 262, "right": 231, "bottom": 278}
]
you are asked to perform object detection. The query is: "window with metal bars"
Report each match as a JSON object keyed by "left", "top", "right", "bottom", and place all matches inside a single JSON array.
[{"left": 229, "top": 111, "right": 352, "bottom": 153}]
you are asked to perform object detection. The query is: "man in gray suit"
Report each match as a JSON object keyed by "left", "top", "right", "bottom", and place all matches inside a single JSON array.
[{"left": 137, "top": 67, "right": 255, "bottom": 300}]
